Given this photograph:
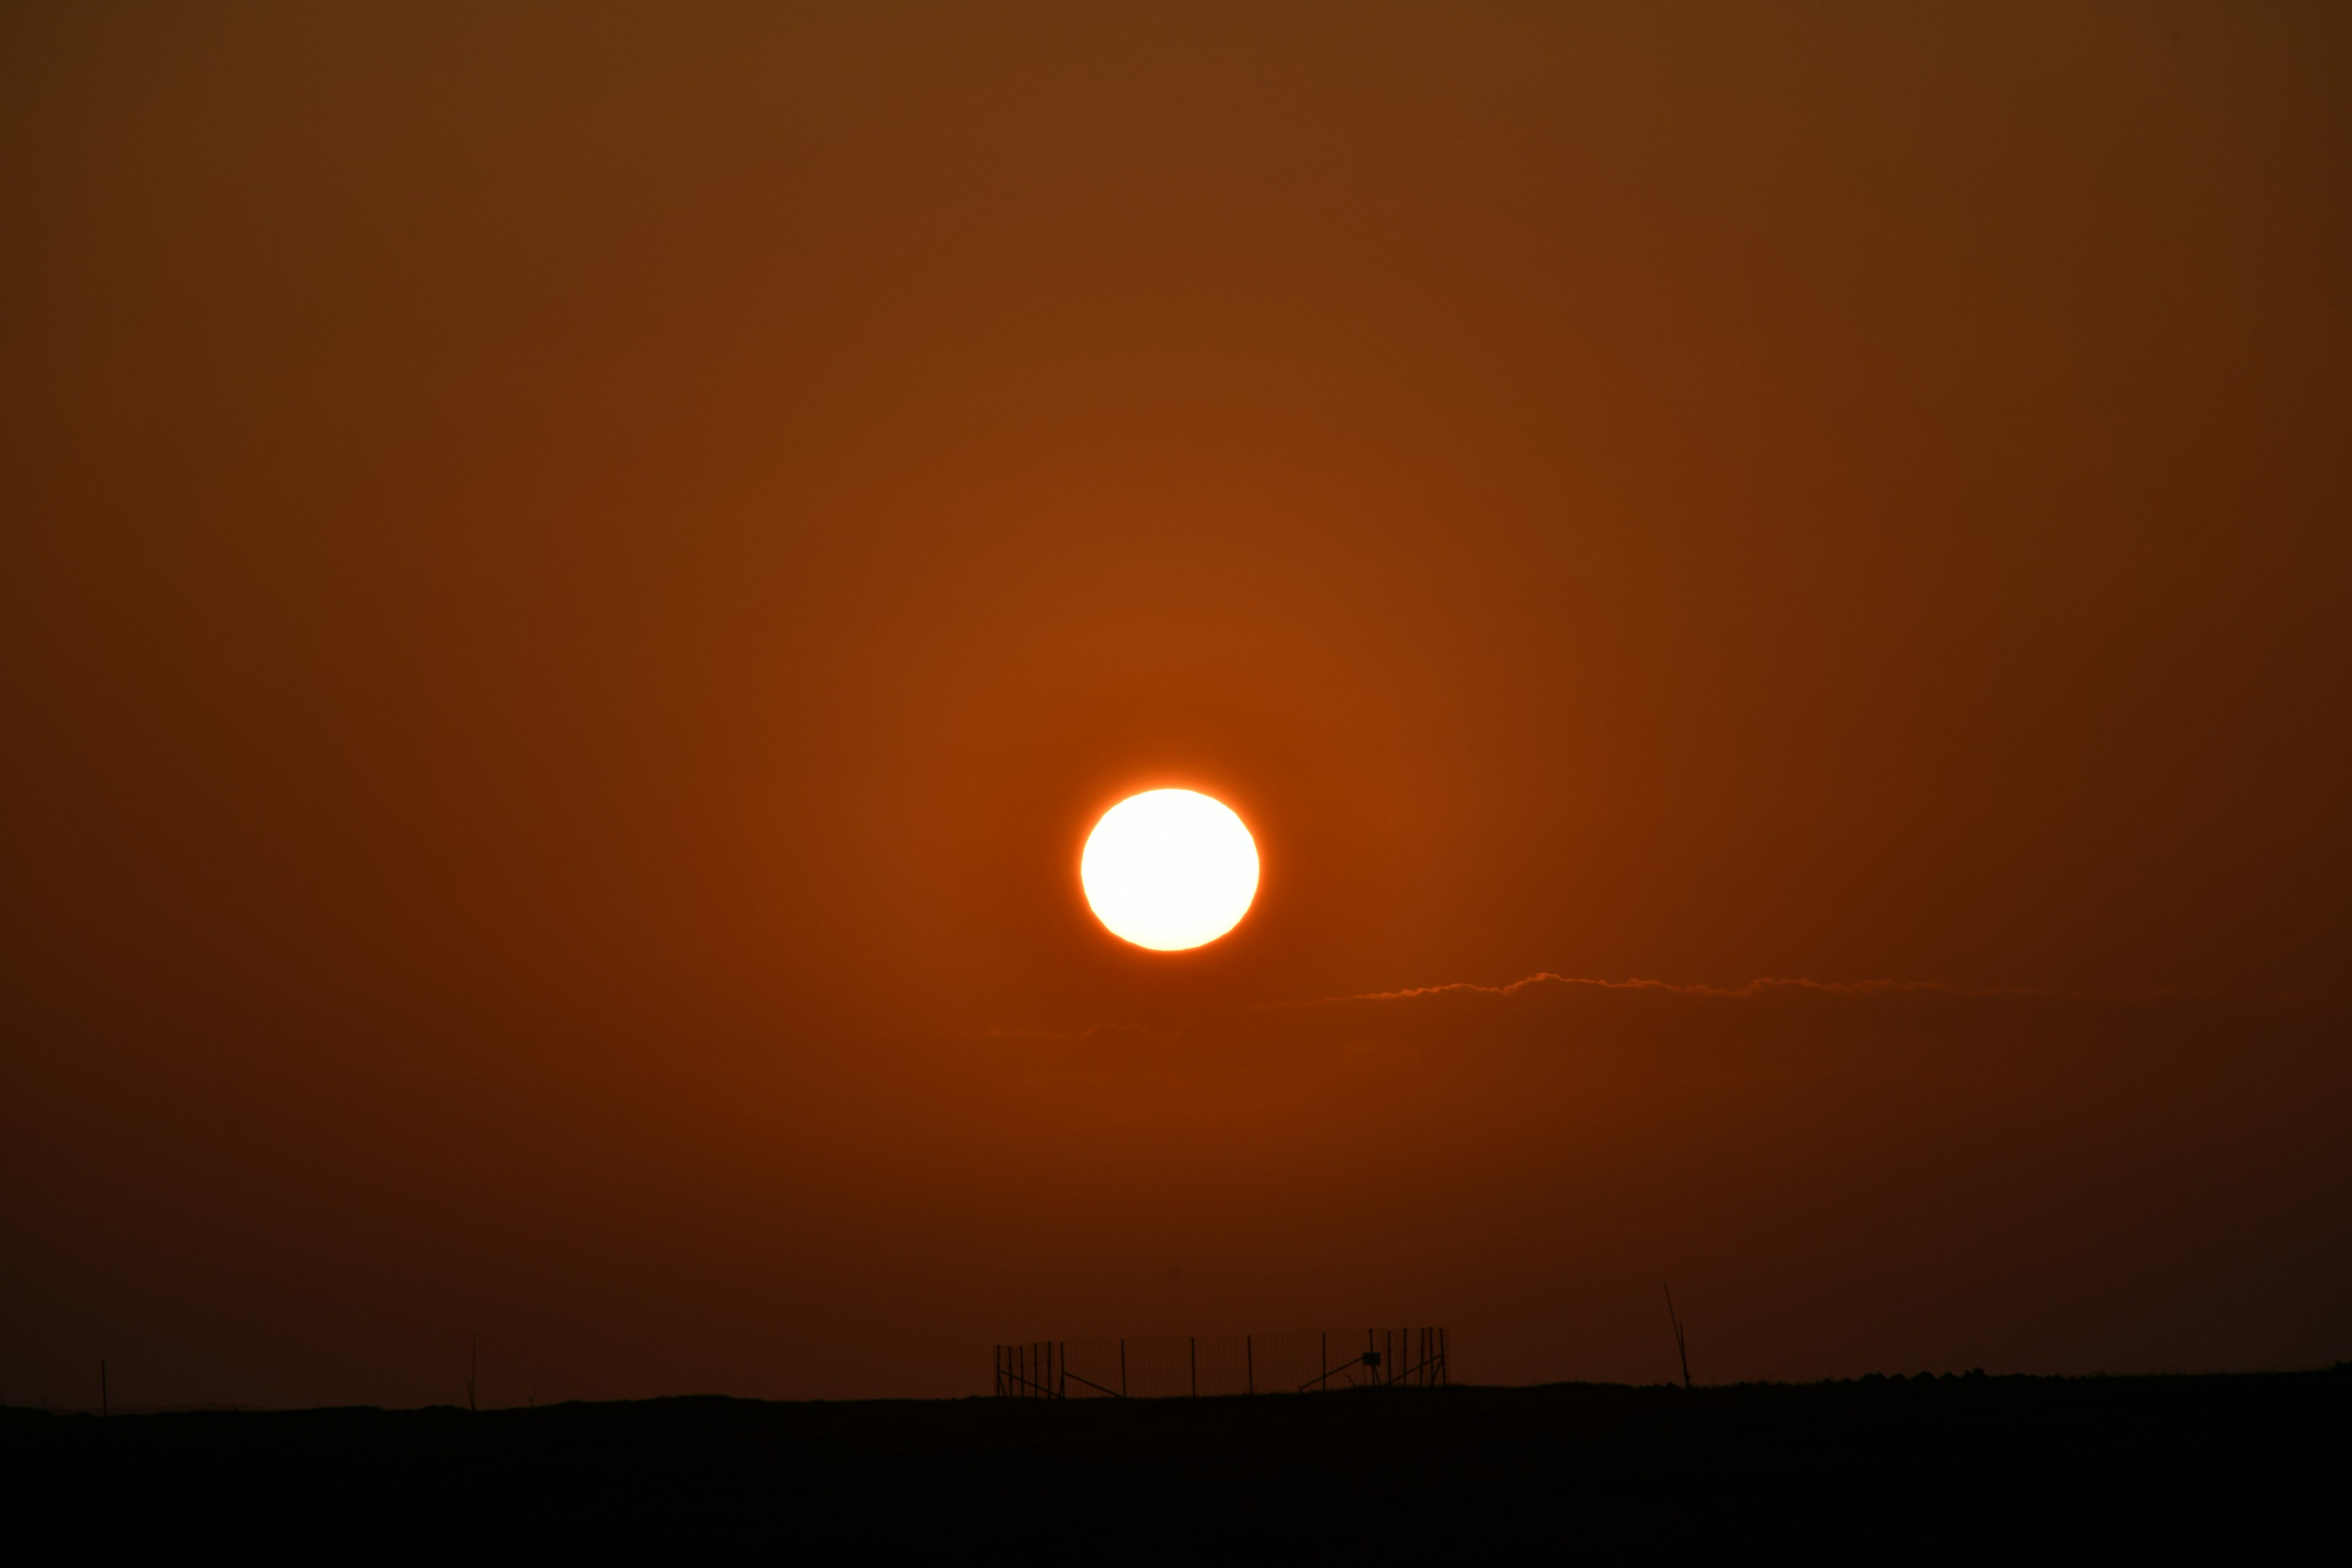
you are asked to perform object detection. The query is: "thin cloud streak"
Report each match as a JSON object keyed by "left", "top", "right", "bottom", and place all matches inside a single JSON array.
[
  {"left": 982, "top": 971, "right": 2252, "bottom": 1042},
  {"left": 1292, "top": 973, "right": 2215, "bottom": 1008}
]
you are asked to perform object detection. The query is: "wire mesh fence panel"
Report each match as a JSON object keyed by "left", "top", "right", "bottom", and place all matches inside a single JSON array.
[{"left": 999, "top": 1330, "right": 1447, "bottom": 1398}]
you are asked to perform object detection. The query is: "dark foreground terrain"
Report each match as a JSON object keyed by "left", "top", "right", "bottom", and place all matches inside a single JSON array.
[{"left": 7, "top": 1371, "right": 2345, "bottom": 1556}]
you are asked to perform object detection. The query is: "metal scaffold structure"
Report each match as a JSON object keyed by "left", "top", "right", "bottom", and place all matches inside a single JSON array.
[{"left": 994, "top": 1329, "right": 1448, "bottom": 1398}]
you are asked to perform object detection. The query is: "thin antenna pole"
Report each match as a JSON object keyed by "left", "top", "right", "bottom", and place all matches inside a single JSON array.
[{"left": 1664, "top": 1286, "right": 1691, "bottom": 1390}]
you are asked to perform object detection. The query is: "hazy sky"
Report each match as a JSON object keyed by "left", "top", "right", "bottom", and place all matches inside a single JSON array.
[{"left": 4, "top": 2, "right": 2346, "bottom": 1408}]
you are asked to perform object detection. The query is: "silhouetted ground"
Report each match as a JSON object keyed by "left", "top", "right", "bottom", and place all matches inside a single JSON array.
[{"left": 7, "top": 1370, "right": 2345, "bottom": 1555}]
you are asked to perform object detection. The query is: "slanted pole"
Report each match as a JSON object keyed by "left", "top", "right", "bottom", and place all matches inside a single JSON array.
[{"left": 1664, "top": 1286, "right": 1692, "bottom": 1389}]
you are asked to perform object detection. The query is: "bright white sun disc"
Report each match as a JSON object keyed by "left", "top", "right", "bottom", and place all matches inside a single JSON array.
[{"left": 1080, "top": 789, "right": 1259, "bottom": 951}]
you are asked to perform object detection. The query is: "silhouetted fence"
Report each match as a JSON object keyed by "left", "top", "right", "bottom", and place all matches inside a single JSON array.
[{"left": 993, "top": 1329, "right": 1447, "bottom": 1398}]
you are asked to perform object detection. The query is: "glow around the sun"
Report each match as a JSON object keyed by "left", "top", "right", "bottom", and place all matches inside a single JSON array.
[{"left": 1080, "top": 788, "right": 1260, "bottom": 951}]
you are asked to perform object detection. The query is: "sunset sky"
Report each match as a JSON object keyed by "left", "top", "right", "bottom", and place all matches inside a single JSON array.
[{"left": 4, "top": 3, "right": 2348, "bottom": 1409}]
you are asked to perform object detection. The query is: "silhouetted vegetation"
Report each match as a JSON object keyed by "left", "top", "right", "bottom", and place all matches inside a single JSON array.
[{"left": 7, "top": 1370, "right": 2345, "bottom": 1553}]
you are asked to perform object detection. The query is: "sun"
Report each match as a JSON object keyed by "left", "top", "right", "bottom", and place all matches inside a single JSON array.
[{"left": 1080, "top": 789, "right": 1260, "bottom": 951}]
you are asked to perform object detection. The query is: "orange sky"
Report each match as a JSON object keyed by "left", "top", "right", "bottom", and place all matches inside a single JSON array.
[{"left": 4, "top": 4, "right": 2348, "bottom": 1408}]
